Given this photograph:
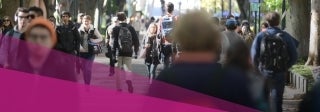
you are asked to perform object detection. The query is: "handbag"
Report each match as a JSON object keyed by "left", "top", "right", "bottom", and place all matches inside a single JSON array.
[
  {"left": 87, "top": 28, "right": 102, "bottom": 54},
  {"left": 138, "top": 48, "right": 147, "bottom": 59},
  {"left": 88, "top": 42, "right": 102, "bottom": 54}
]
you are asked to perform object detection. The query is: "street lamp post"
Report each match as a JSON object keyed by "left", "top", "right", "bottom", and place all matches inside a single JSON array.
[
  {"left": 281, "top": 0, "right": 286, "bottom": 30},
  {"left": 229, "top": 0, "right": 231, "bottom": 16},
  {"left": 258, "top": 0, "right": 261, "bottom": 32},
  {"left": 221, "top": 0, "right": 224, "bottom": 18}
]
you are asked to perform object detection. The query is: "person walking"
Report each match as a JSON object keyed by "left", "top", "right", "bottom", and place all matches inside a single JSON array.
[
  {"left": 240, "top": 22, "right": 255, "bottom": 48},
  {"left": 111, "top": 12, "right": 139, "bottom": 93},
  {"left": 220, "top": 18, "right": 243, "bottom": 64},
  {"left": 0, "top": 7, "right": 29, "bottom": 68},
  {"left": 0, "top": 16, "right": 14, "bottom": 35},
  {"left": 131, "top": 12, "right": 143, "bottom": 38},
  {"left": 251, "top": 12, "right": 298, "bottom": 112},
  {"left": 158, "top": 2, "right": 178, "bottom": 69},
  {"left": 28, "top": 6, "right": 44, "bottom": 19},
  {"left": 78, "top": 15, "right": 103, "bottom": 85},
  {"left": 141, "top": 23, "right": 160, "bottom": 84},
  {"left": 106, "top": 17, "right": 118, "bottom": 76},
  {"left": 224, "top": 41, "right": 268, "bottom": 111},
  {"left": 55, "top": 11, "right": 81, "bottom": 79}
]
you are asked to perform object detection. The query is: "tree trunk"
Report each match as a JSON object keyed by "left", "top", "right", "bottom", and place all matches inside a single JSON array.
[
  {"left": 0, "top": 0, "right": 19, "bottom": 19},
  {"left": 236, "top": 0, "right": 249, "bottom": 20},
  {"left": 306, "top": 0, "right": 320, "bottom": 66},
  {"left": 286, "top": 0, "right": 310, "bottom": 58}
]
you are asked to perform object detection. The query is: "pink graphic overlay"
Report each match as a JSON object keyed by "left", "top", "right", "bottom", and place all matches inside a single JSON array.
[{"left": 0, "top": 36, "right": 258, "bottom": 112}]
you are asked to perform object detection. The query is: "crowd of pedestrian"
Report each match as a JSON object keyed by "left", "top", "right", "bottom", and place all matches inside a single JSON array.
[{"left": 1, "top": 3, "right": 320, "bottom": 112}]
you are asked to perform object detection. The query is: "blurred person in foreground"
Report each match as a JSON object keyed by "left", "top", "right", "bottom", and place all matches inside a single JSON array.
[
  {"left": 14, "top": 18, "right": 77, "bottom": 82},
  {"left": 9, "top": 18, "right": 79, "bottom": 111},
  {"left": 153, "top": 10, "right": 256, "bottom": 108}
]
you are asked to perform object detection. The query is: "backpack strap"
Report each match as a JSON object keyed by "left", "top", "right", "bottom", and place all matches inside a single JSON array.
[{"left": 259, "top": 32, "right": 271, "bottom": 57}]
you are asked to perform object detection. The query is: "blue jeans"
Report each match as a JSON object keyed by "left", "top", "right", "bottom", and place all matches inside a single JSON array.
[
  {"left": 79, "top": 52, "right": 95, "bottom": 85},
  {"left": 146, "top": 64, "right": 158, "bottom": 79},
  {"left": 262, "top": 70, "right": 286, "bottom": 112}
]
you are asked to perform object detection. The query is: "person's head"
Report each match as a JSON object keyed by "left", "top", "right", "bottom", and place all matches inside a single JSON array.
[
  {"left": 241, "top": 25, "right": 251, "bottom": 33},
  {"left": 265, "top": 12, "right": 280, "bottom": 27},
  {"left": 111, "top": 17, "right": 118, "bottom": 24},
  {"left": 82, "top": 15, "right": 92, "bottom": 27},
  {"left": 48, "top": 15, "right": 56, "bottom": 26},
  {"left": 241, "top": 20, "right": 249, "bottom": 27},
  {"left": 77, "top": 13, "right": 84, "bottom": 23},
  {"left": 173, "top": 10, "right": 221, "bottom": 54},
  {"left": 212, "top": 17, "right": 220, "bottom": 25},
  {"left": 225, "top": 19, "right": 237, "bottom": 31},
  {"left": 15, "top": 7, "right": 29, "bottom": 32},
  {"left": 150, "top": 17, "right": 155, "bottom": 21},
  {"left": 117, "top": 12, "right": 127, "bottom": 22},
  {"left": 28, "top": 6, "right": 44, "bottom": 19},
  {"left": 227, "top": 15, "right": 234, "bottom": 19},
  {"left": 147, "top": 22, "right": 158, "bottom": 34},
  {"left": 24, "top": 18, "right": 57, "bottom": 57},
  {"left": 166, "top": 2, "right": 174, "bottom": 14},
  {"left": 225, "top": 41, "right": 251, "bottom": 70},
  {"left": 2, "top": 16, "right": 13, "bottom": 27},
  {"left": 135, "top": 12, "right": 141, "bottom": 18},
  {"left": 61, "top": 11, "right": 71, "bottom": 23},
  {"left": 261, "top": 21, "right": 269, "bottom": 32}
]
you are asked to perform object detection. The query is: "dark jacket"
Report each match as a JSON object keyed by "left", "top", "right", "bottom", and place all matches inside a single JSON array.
[
  {"left": 55, "top": 21, "right": 81, "bottom": 54},
  {"left": 251, "top": 27, "right": 298, "bottom": 72},
  {"left": 0, "top": 26, "right": 23, "bottom": 68},
  {"left": 112, "top": 23, "right": 139, "bottom": 57},
  {"left": 299, "top": 81, "right": 320, "bottom": 112},
  {"left": 154, "top": 62, "right": 256, "bottom": 109},
  {"left": 142, "top": 34, "right": 160, "bottom": 65}
]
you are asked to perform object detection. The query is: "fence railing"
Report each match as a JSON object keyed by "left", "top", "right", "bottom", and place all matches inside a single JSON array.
[{"left": 288, "top": 71, "right": 308, "bottom": 93}]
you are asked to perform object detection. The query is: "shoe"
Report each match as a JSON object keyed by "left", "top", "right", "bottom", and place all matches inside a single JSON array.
[{"left": 126, "top": 80, "right": 133, "bottom": 93}]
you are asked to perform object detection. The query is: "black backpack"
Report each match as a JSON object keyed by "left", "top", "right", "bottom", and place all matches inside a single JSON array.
[
  {"left": 117, "top": 25, "right": 133, "bottom": 53},
  {"left": 259, "top": 32, "right": 289, "bottom": 72}
]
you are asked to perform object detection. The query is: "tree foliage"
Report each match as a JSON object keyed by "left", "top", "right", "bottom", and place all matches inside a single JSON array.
[
  {"left": 106, "top": 0, "right": 119, "bottom": 15},
  {"left": 201, "top": 0, "right": 240, "bottom": 15},
  {"left": 261, "top": 0, "right": 288, "bottom": 13}
]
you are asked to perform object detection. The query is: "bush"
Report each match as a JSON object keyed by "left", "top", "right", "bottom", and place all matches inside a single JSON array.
[{"left": 290, "top": 65, "right": 315, "bottom": 91}]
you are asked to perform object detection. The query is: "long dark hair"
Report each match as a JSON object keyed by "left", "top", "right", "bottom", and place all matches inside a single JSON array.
[{"left": 225, "top": 41, "right": 252, "bottom": 70}]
